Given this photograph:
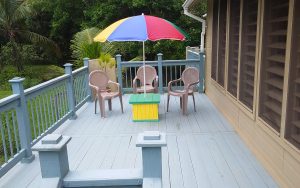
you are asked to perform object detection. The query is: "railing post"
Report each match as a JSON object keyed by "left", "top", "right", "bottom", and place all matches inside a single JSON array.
[
  {"left": 9, "top": 77, "right": 34, "bottom": 163},
  {"left": 83, "top": 58, "right": 92, "bottom": 102},
  {"left": 199, "top": 52, "right": 205, "bottom": 93},
  {"left": 32, "top": 134, "right": 71, "bottom": 187},
  {"left": 64, "top": 63, "right": 77, "bottom": 119},
  {"left": 136, "top": 131, "right": 167, "bottom": 188},
  {"left": 157, "top": 53, "right": 163, "bottom": 94},
  {"left": 116, "top": 54, "right": 123, "bottom": 94}
]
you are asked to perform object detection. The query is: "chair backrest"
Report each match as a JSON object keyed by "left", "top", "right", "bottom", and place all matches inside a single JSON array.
[
  {"left": 89, "top": 70, "right": 109, "bottom": 90},
  {"left": 182, "top": 67, "right": 199, "bottom": 88},
  {"left": 136, "top": 65, "right": 157, "bottom": 85}
]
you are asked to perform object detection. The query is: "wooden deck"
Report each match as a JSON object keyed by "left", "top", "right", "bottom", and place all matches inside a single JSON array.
[{"left": 0, "top": 94, "right": 278, "bottom": 188}]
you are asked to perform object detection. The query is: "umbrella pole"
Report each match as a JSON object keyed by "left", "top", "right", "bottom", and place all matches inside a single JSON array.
[{"left": 143, "top": 41, "right": 146, "bottom": 96}]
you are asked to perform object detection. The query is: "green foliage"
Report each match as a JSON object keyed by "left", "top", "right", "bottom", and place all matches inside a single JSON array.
[
  {"left": 0, "top": 0, "right": 60, "bottom": 71},
  {"left": 70, "top": 27, "right": 116, "bottom": 68},
  {"left": 0, "top": 65, "right": 64, "bottom": 91},
  {"left": 0, "top": 42, "right": 44, "bottom": 69},
  {"left": 98, "top": 53, "right": 116, "bottom": 71}
]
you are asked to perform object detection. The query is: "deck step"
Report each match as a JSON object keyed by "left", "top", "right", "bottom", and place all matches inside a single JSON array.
[{"left": 63, "top": 169, "right": 143, "bottom": 187}]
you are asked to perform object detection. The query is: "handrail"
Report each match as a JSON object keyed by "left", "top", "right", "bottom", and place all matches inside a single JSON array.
[
  {"left": 24, "top": 74, "right": 69, "bottom": 98},
  {"left": 0, "top": 94, "right": 20, "bottom": 108}
]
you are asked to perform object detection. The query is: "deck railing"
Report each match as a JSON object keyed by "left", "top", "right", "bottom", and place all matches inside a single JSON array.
[
  {"left": 116, "top": 50, "right": 205, "bottom": 93},
  {"left": 0, "top": 48, "right": 204, "bottom": 178},
  {"left": 0, "top": 62, "right": 91, "bottom": 177}
]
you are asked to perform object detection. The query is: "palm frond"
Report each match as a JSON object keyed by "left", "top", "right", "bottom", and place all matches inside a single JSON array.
[
  {"left": 17, "top": 30, "right": 61, "bottom": 57},
  {"left": 11, "top": 0, "right": 32, "bottom": 23},
  {"left": 70, "top": 27, "right": 117, "bottom": 67}
]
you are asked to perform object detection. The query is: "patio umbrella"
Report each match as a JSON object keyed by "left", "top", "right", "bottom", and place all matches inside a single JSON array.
[{"left": 94, "top": 14, "right": 187, "bottom": 95}]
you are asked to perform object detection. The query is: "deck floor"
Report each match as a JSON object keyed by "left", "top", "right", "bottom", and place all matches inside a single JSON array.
[{"left": 0, "top": 94, "right": 278, "bottom": 188}]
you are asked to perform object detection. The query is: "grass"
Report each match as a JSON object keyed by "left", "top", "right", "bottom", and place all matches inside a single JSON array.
[{"left": 0, "top": 91, "right": 12, "bottom": 100}]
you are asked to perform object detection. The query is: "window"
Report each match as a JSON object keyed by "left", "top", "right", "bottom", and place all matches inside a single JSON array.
[
  {"left": 259, "top": 0, "right": 289, "bottom": 132},
  {"left": 285, "top": 0, "right": 300, "bottom": 148},
  {"left": 239, "top": 0, "right": 259, "bottom": 109},
  {"left": 211, "top": 0, "right": 228, "bottom": 87},
  {"left": 227, "top": 0, "right": 241, "bottom": 97}
]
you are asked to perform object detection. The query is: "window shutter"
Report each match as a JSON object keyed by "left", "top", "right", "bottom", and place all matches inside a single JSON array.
[
  {"left": 216, "top": 0, "right": 227, "bottom": 86},
  {"left": 259, "top": 0, "right": 289, "bottom": 132},
  {"left": 227, "top": 0, "right": 241, "bottom": 97},
  {"left": 239, "top": 0, "right": 259, "bottom": 109}
]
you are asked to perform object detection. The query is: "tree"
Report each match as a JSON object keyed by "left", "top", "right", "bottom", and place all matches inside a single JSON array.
[{"left": 0, "top": 0, "right": 58, "bottom": 72}]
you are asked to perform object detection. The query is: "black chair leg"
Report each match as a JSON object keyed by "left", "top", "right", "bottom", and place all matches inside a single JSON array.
[{"left": 192, "top": 93, "right": 196, "bottom": 112}]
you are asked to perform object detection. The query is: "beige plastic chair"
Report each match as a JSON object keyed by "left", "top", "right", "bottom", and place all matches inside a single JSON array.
[
  {"left": 167, "top": 67, "right": 199, "bottom": 115},
  {"left": 89, "top": 70, "right": 123, "bottom": 118},
  {"left": 133, "top": 65, "right": 158, "bottom": 93}
]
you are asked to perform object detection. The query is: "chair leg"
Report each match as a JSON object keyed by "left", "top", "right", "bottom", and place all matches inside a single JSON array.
[
  {"left": 94, "top": 98, "right": 97, "bottom": 114},
  {"left": 108, "top": 99, "right": 112, "bottom": 111},
  {"left": 167, "top": 94, "right": 170, "bottom": 112},
  {"left": 192, "top": 93, "right": 196, "bottom": 112},
  {"left": 119, "top": 95, "right": 124, "bottom": 113},
  {"left": 180, "top": 97, "right": 182, "bottom": 109},
  {"left": 183, "top": 94, "right": 188, "bottom": 115},
  {"left": 99, "top": 98, "right": 105, "bottom": 118}
]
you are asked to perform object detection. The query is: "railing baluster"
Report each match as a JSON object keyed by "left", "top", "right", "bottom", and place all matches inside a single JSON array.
[
  {"left": 12, "top": 111, "right": 20, "bottom": 152},
  {"left": 83, "top": 58, "right": 92, "bottom": 102},
  {"left": 38, "top": 96, "right": 45, "bottom": 133},
  {"left": 125, "top": 68, "right": 128, "bottom": 89},
  {"left": 57, "top": 86, "right": 63, "bottom": 119},
  {"left": 129, "top": 66, "right": 132, "bottom": 88},
  {"left": 53, "top": 89, "right": 59, "bottom": 122},
  {"left": 42, "top": 94, "right": 48, "bottom": 130},
  {"left": 116, "top": 55, "right": 123, "bottom": 94},
  {"left": 59, "top": 85, "right": 65, "bottom": 116},
  {"left": 29, "top": 99, "right": 37, "bottom": 139},
  {"left": 34, "top": 97, "right": 41, "bottom": 136},
  {"left": 63, "top": 83, "right": 69, "bottom": 114},
  {"left": 0, "top": 119, "right": 8, "bottom": 162},
  {"left": 80, "top": 74, "right": 85, "bottom": 101},
  {"left": 5, "top": 113, "right": 14, "bottom": 157},
  {"left": 49, "top": 90, "right": 55, "bottom": 124},
  {"left": 74, "top": 77, "right": 79, "bottom": 106},
  {"left": 45, "top": 92, "right": 51, "bottom": 128},
  {"left": 157, "top": 53, "right": 163, "bottom": 93}
]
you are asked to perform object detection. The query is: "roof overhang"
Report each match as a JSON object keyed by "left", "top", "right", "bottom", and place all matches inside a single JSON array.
[{"left": 182, "top": 0, "right": 205, "bottom": 22}]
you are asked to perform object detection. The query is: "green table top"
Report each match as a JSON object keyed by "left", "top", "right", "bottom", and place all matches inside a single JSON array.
[{"left": 129, "top": 93, "right": 160, "bottom": 104}]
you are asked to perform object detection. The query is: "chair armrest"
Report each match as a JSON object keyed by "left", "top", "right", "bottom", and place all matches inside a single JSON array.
[
  {"left": 89, "top": 83, "right": 99, "bottom": 93},
  {"left": 186, "top": 80, "right": 200, "bottom": 92},
  {"left": 167, "top": 78, "right": 182, "bottom": 91},
  {"left": 108, "top": 80, "right": 120, "bottom": 93}
]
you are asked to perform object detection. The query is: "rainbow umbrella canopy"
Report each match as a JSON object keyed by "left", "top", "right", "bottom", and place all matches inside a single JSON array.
[{"left": 94, "top": 14, "right": 188, "bottom": 94}]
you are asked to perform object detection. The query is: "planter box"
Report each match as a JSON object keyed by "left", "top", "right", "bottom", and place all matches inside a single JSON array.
[{"left": 129, "top": 93, "right": 160, "bottom": 122}]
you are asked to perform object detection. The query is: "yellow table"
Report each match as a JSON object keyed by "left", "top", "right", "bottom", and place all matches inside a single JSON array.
[{"left": 129, "top": 93, "right": 160, "bottom": 122}]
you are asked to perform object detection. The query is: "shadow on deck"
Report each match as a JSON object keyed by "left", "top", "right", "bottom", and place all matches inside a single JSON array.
[{"left": 0, "top": 94, "right": 278, "bottom": 188}]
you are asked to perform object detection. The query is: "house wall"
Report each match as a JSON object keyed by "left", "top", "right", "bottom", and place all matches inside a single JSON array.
[{"left": 205, "top": 0, "right": 300, "bottom": 187}]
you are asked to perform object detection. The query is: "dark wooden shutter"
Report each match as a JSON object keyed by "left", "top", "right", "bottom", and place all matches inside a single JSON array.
[
  {"left": 259, "top": 0, "right": 289, "bottom": 132},
  {"left": 285, "top": 0, "right": 300, "bottom": 149},
  {"left": 239, "top": 0, "right": 259, "bottom": 109},
  {"left": 227, "top": 0, "right": 241, "bottom": 97},
  {"left": 216, "top": 0, "right": 227, "bottom": 86}
]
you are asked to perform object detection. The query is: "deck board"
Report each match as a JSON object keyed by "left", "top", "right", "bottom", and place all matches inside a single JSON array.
[{"left": 0, "top": 94, "right": 278, "bottom": 188}]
